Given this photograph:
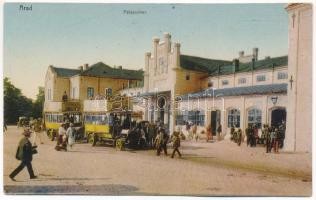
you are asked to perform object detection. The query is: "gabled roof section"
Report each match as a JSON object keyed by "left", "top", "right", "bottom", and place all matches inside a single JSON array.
[
  {"left": 235, "top": 56, "right": 288, "bottom": 74},
  {"left": 180, "top": 55, "right": 232, "bottom": 74},
  {"left": 179, "top": 55, "right": 288, "bottom": 76},
  {"left": 50, "top": 66, "right": 81, "bottom": 77},
  {"left": 80, "top": 62, "right": 143, "bottom": 80},
  {"left": 179, "top": 83, "right": 287, "bottom": 100}
]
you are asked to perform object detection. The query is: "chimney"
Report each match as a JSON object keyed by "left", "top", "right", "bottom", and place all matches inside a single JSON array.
[
  {"left": 174, "top": 42, "right": 181, "bottom": 68},
  {"left": 251, "top": 58, "right": 255, "bottom": 70},
  {"left": 233, "top": 59, "right": 239, "bottom": 72},
  {"left": 239, "top": 51, "right": 244, "bottom": 58},
  {"left": 163, "top": 32, "right": 171, "bottom": 52},
  {"left": 145, "top": 52, "right": 151, "bottom": 74},
  {"left": 253, "top": 47, "right": 259, "bottom": 61},
  {"left": 153, "top": 37, "right": 160, "bottom": 74},
  {"left": 83, "top": 63, "right": 89, "bottom": 70}
]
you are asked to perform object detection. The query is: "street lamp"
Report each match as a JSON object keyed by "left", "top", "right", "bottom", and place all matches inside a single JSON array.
[{"left": 270, "top": 96, "right": 278, "bottom": 105}]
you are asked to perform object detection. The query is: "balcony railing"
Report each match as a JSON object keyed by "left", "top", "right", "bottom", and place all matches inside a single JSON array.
[{"left": 44, "top": 101, "right": 80, "bottom": 112}]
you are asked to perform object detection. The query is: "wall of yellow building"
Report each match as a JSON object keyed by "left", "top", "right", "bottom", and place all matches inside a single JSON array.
[
  {"left": 174, "top": 69, "right": 205, "bottom": 97},
  {"left": 53, "top": 77, "right": 70, "bottom": 101}
]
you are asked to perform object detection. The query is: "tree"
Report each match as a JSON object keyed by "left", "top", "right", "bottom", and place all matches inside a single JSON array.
[
  {"left": 4, "top": 77, "right": 33, "bottom": 124},
  {"left": 32, "top": 87, "right": 45, "bottom": 119}
]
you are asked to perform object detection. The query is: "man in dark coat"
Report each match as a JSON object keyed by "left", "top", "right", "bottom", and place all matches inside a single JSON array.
[{"left": 9, "top": 129, "right": 38, "bottom": 181}]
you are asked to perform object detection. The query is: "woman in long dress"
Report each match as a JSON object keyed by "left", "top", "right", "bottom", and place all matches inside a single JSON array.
[{"left": 66, "top": 123, "right": 75, "bottom": 149}]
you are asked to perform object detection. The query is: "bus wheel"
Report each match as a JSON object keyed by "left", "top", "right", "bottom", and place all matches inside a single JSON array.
[
  {"left": 116, "top": 139, "right": 125, "bottom": 151},
  {"left": 88, "top": 133, "right": 94, "bottom": 144},
  {"left": 89, "top": 133, "right": 97, "bottom": 146},
  {"left": 46, "top": 129, "right": 51, "bottom": 138}
]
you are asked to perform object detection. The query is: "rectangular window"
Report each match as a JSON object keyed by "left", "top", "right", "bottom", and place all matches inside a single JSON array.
[
  {"left": 222, "top": 80, "right": 229, "bottom": 86},
  {"left": 47, "top": 89, "right": 51, "bottom": 100},
  {"left": 238, "top": 78, "right": 246, "bottom": 84},
  {"left": 72, "top": 87, "right": 76, "bottom": 99},
  {"left": 105, "top": 88, "right": 112, "bottom": 97},
  {"left": 185, "top": 74, "right": 190, "bottom": 81},
  {"left": 87, "top": 87, "right": 94, "bottom": 98},
  {"left": 188, "top": 111, "right": 205, "bottom": 126},
  {"left": 208, "top": 81, "right": 213, "bottom": 87},
  {"left": 256, "top": 75, "right": 266, "bottom": 82},
  {"left": 277, "top": 72, "right": 288, "bottom": 80}
]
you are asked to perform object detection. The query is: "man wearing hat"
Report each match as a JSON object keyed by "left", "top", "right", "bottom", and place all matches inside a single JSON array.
[
  {"left": 171, "top": 127, "right": 182, "bottom": 158},
  {"left": 9, "top": 128, "right": 38, "bottom": 181}
]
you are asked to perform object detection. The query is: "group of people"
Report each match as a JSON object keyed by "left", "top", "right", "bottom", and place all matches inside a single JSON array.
[
  {"left": 230, "top": 127, "right": 243, "bottom": 146},
  {"left": 184, "top": 121, "right": 223, "bottom": 143},
  {"left": 55, "top": 122, "right": 76, "bottom": 151},
  {"left": 232, "top": 121, "right": 286, "bottom": 153},
  {"left": 153, "top": 125, "right": 182, "bottom": 159},
  {"left": 261, "top": 122, "right": 286, "bottom": 153}
]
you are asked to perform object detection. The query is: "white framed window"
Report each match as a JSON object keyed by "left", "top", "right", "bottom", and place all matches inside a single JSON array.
[
  {"left": 248, "top": 108, "right": 262, "bottom": 128},
  {"left": 256, "top": 75, "right": 266, "bottom": 82},
  {"left": 227, "top": 109, "right": 240, "bottom": 128},
  {"left": 222, "top": 80, "right": 229, "bottom": 85},
  {"left": 87, "top": 87, "right": 94, "bottom": 98},
  {"left": 238, "top": 78, "right": 246, "bottom": 84},
  {"left": 277, "top": 72, "right": 288, "bottom": 80}
]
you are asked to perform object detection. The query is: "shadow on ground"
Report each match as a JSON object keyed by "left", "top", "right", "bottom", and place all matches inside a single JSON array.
[{"left": 4, "top": 184, "right": 139, "bottom": 195}]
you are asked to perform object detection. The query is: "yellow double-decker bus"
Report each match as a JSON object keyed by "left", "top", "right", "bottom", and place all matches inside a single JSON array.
[
  {"left": 83, "top": 95, "right": 143, "bottom": 148},
  {"left": 43, "top": 100, "right": 82, "bottom": 140},
  {"left": 44, "top": 111, "right": 82, "bottom": 140}
]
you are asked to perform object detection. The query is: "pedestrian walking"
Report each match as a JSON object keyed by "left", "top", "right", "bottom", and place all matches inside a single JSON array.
[
  {"left": 32, "top": 118, "right": 44, "bottom": 145},
  {"left": 266, "top": 126, "right": 272, "bottom": 153},
  {"left": 171, "top": 128, "right": 181, "bottom": 158},
  {"left": 245, "top": 126, "right": 251, "bottom": 146},
  {"left": 270, "top": 127, "right": 276, "bottom": 152},
  {"left": 248, "top": 125, "right": 255, "bottom": 147},
  {"left": 66, "top": 123, "right": 75, "bottom": 149},
  {"left": 261, "top": 124, "right": 269, "bottom": 146},
  {"left": 216, "top": 123, "right": 222, "bottom": 141},
  {"left": 230, "top": 126, "right": 235, "bottom": 141},
  {"left": 278, "top": 121, "right": 286, "bottom": 149},
  {"left": 9, "top": 128, "right": 38, "bottom": 181},
  {"left": 254, "top": 125, "right": 259, "bottom": 144},
  {"left": 192, "top": 124, "right": 198, "bottom": 141},
  {"left": 155, "top": 127, "right": 168, "bottom": 156},
  {"left": 55, "top": 123, "right": 67, "bottom": 151},
  {"left": 206, "top": 123, "right": 212, "bottom": 142},
  {"left": 236, "top": 128, "right": 242, "bottom": 146},
  {"left": 274, "top": 128, "right": 279, "bottom": 153},
  {"left": 148, "top": 123, "right": 155, "bottom": 148}
]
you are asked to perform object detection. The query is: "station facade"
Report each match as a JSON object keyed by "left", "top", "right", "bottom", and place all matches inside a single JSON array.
[{"left": 44, "top": 3, "right": 312, "bottom": 152}]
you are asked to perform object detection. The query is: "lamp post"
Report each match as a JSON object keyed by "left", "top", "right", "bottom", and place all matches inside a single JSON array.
[{"left": 271, "top": 96, "right": 278, "bottom": 105}]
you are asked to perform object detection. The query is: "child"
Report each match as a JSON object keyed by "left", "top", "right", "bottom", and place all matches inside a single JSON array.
[{"left": 171, "top": 130, "right": 181, "bottom": 158}]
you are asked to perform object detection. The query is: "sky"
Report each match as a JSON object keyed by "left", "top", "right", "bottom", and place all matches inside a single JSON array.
[{"left": 4, "top": 3, "right": 289, "bottom": 99}]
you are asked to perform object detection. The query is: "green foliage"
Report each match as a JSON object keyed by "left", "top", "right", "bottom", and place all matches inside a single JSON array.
[
  {"left": 3, "top": 78, "right": 44, "bottom": 124},
  {"left": 32, "top": 87, "right": 45, "bottom": 119}
]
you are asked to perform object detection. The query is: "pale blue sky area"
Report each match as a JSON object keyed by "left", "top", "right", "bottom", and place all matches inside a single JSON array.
[{"left": 4, "top": 3, "right": 288, "bottom": 99}]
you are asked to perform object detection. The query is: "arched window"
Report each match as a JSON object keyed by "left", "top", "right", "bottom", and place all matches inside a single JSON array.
[
  {"left": 248, "top": 108, "right": 262, "bottom": 128},
  {"left": 227, "top": 109, "right": 240, "bottom": 128}
]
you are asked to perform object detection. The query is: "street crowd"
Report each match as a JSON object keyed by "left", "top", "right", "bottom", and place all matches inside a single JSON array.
[{"left": 7, "top": 116, "right": 286, "bottom": 181}]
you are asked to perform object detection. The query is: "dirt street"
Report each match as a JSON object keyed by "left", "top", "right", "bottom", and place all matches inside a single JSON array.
[{"left": 3, "top": 126, "right": 312, "bottom": 196}]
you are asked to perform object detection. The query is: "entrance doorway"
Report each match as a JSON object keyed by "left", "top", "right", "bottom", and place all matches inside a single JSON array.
[
  {"left": 158, "top": 97, "right": 166, "bottom": 123},
  {"left": 271, "top": 108, "right": 286, "bottom": 128},
  {"left": 211, "top": 110, "right": 221, "bottom": 135}
]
